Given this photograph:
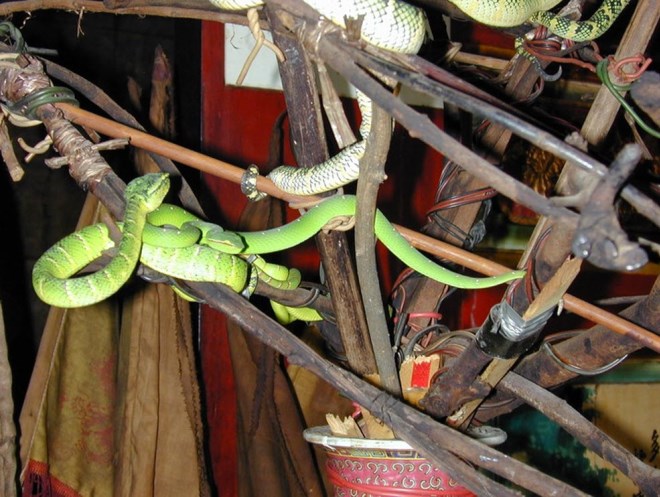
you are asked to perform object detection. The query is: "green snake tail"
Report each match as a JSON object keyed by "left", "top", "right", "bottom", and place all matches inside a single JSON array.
[
  {"left": 225, "top": 195, "right": 525, "bottom": 290},
  {"left": 32, "top": 173, "right": 170, "bottom": 308}
]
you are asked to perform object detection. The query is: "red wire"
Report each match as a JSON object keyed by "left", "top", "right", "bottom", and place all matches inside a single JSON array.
[
  {"left": 522, "top": 38, "right": 598, "bottom": 73},
  {"left": 408, "top": 312, "right": 443, "bottom": 321},
  {"left": 610, "top": 54, "right": 653, "bottom": 83},
  {"left": 426, "top": 187, "right": 498, "bottom": 215},
  {"left": 391, "top": 267, "right": 416, "bottom": 294}
]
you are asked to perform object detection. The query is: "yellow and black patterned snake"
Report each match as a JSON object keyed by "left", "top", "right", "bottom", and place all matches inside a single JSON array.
[
  {"left": 448, "top": 0, "right": 630, "bottom": 41},
  {"left": 210, "top": 0, "right": 630, "bottom": 195}
]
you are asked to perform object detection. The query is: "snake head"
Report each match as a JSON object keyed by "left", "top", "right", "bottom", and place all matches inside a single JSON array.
[
  {"left": 205, "top": 228, "right": 246, "bottom": 254},
  {"left": 125, "top": 172, "right": 170, "bottom": 213}
]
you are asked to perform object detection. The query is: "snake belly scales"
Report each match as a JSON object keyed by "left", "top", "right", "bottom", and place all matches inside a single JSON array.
[
  {"left": 210, "top": 0, "right": 629, "bottom": 196},
  {"left": 32, "top": 174, "right": 524, "bottom": 309}
]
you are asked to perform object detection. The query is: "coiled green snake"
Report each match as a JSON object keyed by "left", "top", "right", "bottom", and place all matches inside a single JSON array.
[
  {"left": 32, "top": 173, "right": 524, "bottom": 310},
  {"left": 32, "top": 173, "right": 171, "bottom": 308},
  {"left": 210, "top": 0, "right": 629, "bottom": 195},
  {"left": 31, "top": 174, "right": 308, "bottom": 322}
]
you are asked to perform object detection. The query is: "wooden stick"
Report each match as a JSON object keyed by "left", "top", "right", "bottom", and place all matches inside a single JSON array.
[
  {"left": 499, "top": 372, "right": 660, "bottom": 496},
  {"left": 57, "top": 103, "right": 317, "bottom": 205},
  {"left": 264, "top": 9, "right": 382, "bottom": 382},
  {"left": 447, "top": 258, "right": 583, "bottom": 427}
]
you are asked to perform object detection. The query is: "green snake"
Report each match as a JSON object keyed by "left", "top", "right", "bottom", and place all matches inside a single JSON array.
[
  {"left": 32, "top": 173, "right": 171, "bottom": 308},
  {"left": 32, "top": 174, "right": 315, "bottom": 320},
  {"left": 147, "top": 210, "right": 317, "bottom": 322},
  {"left": 32, "top": 206, "right": 297, "bottom": 311},
  {"left": 210, "top": 0, "right": 628, "bottom": 195},
  {"left": 143, "top": 194, "right": 526, "bottom": 290},
  {"left": 181, "top": 194, "right": 526, "bottom": 289},
  {"left": 33, "top": 174, "right": 523, "bottom": 314},
  {"left": 144, "top": 203, "right": 304, "bottom": 291}
]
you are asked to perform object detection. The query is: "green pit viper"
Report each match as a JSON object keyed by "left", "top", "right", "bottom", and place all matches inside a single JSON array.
[
  {"left": 146, "top": 204, "right": 319, "bottom": 323},
  {"left": 210, "top": 0, "right": 629, "bottom": 195},
  {"left": 31, "top": 175, "right": 304, "bottom": 318},
  {"left": 32, "top": 173, "right": 171, "bottom": 308},
  {"left": 32, "top": 173, "right": 524, "bottom": 312},
  {"left": 145, "top": 194, "right": 526, "bottom": 290},
  {"left": 31, "top": 174, "right": 314, "bottom": 322}
]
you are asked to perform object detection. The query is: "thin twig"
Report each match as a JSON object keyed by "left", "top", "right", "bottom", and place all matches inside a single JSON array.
[
  {"left": 0, "top": 119, "right": 23, "bottom": 181},
  {"left": 354, "top": 96, "right": 398, "bottom": 395}
]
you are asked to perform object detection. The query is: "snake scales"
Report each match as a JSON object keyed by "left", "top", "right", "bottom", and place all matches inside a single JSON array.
[
  {"left": 31, "top": 174, "right": 301, "bottom": 310},
  {"left": 448, "top": 0, "right": 630, "bottom": 41},
  {"left": 210, "top": 0, "right": 629, "bottom": 196},
  {"left": 32, "top": 173, "right": 171, "bottom": 308},
  {"left": 211, "top": 0, "right": 428, "bottom": 196},
  {"left": 32, "top": 173, "right": 524, "bottom": 309}
]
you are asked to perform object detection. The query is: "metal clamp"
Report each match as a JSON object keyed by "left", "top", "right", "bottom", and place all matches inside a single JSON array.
[{"left": 477, "top": 301, "right": 554, "bottom": 358}]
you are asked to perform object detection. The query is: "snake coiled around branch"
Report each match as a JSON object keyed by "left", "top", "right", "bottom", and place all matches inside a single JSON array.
[
  {"left": 32, "top": 173, "right": 170, "bottom": 308},
  {"left": 33, "top": 173, "right": 525, "bottom": 310},
  {"left": 210, "top": 0, "right": 429, "bottom": 196},
  {"left": 211, "top": 0, "right": 630, "bottom": 195}
]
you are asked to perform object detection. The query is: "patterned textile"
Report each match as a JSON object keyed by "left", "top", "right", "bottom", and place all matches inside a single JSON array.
[{"left": 20, "top": 196, "right": 209, "bottom": 497}]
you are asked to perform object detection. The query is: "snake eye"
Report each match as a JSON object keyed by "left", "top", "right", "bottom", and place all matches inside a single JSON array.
[{"left": 207, "top": 231, "right": 246, "bottom": 254}]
